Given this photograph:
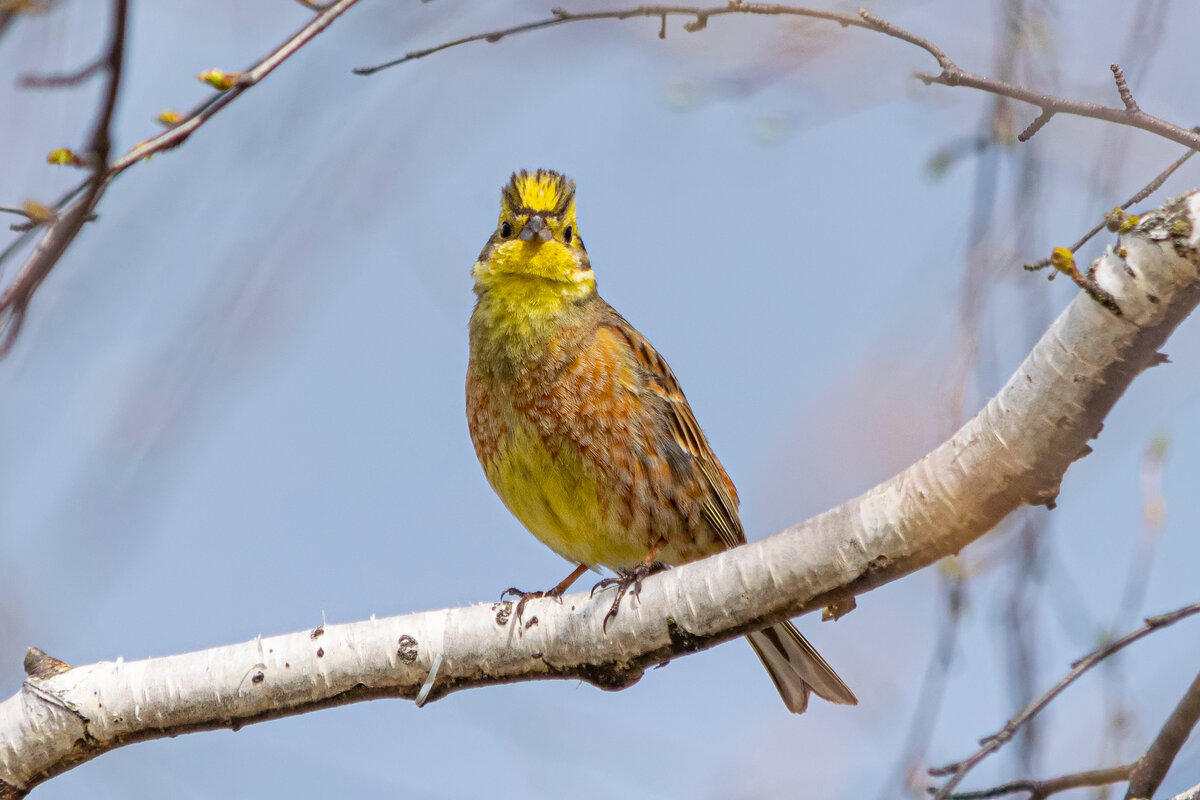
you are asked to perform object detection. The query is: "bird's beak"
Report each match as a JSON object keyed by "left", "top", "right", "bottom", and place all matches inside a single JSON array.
[{"left": 519, "top": 215, "right": 554, "bottom": 243}]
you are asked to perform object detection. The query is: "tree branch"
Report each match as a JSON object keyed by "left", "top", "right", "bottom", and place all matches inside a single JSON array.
[
  {"left": 0, "top": 0, "right": 361, "bottom": 358},
  {"left": 1124, "top": 668, "right": 1200, "bottom": 800},
  {"left": 930, "top": 601, "right": 1200, "bottom": 799},
  {"left": 351, "top": 4, "right": 939, "bottom": 73},
  {"left": 1, "top": 192, "right": 1199, "bottom": 795},
  {"left": 942, "top": 763, "right": 1135, "bottom": 800},
  {"left": 355, "top": 4, "right": 1200, "bottom": 153},
  {"left": 0, "top": 0, "right": 126, "bottom": 358},
  {"left": 6, "top": 2, "right": 1198, "bottom": 359},
  {"left": 941, "top": 656, "right": 1200, "bottom": 800}
]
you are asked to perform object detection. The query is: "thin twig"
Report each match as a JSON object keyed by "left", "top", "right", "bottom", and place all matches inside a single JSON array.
[
  {"left": 911, "top": 57, "right": 1197, "bottom": 151},
  {"left": 1018, "top": 109, "right": 1054, "bottom": 142},
  {"left": 1025, "top": 134, "right": 1199, "bottom": 270},
  {"left": 352, "top": 5, "right": 941, "bottom": 75},
  {"left": 856, "top": 8, "right": 952, "bottom": 70},
  {"left": 1124, "top": 669, "right": 1200, "bottom": 800},
  {"left": 355, "top": 4, "right": 1200, "bottom": 153},
  {"left": 940, "top": 763, "right": 1134, "bottom": 800},
  {"left": 928, "top": 600, "right": 1200, "bottom": 800},
  {"left": 1111, "top": 64, "right": 1140, "bottom": 113},
  {"left": 0, "top": 0, "right": 361, "bottom": 357},
  {"left": 18, "top": 55, "right": 107, "bottom": 88},
  {"left": 109, "top": 0, "right": 358, "bottom": 172},
  {"left": 0, "top": 0, "right": 127, "bottom": 357}
]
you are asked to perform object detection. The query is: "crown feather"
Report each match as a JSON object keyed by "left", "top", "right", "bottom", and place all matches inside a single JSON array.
[{"left": 501, "top": 169, "right": 576, "bottom": 217}]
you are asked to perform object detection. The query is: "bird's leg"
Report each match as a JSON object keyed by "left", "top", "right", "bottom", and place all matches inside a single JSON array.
[
  {"left": 501, "top": 563, "right": 589, "bottom": 626},
  {"left": 592, "top": 538, "right": 668, "bottom": 631},
  {"left": 548, "top": 563, "right": 590, "bottom": 598}
]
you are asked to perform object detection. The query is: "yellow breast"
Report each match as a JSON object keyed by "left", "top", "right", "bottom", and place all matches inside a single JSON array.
[{"left": 475, "top": 401, "right": 649, "bottom": 568}]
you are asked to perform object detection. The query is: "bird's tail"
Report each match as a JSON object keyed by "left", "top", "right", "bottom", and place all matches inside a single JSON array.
[{"left": 745, "top": 620, "right": 857, "bottom": 714}]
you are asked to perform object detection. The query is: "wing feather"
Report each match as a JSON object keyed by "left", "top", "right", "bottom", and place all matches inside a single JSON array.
[{"left": 598, "top": 303, "right": 745, "bottom": 550}]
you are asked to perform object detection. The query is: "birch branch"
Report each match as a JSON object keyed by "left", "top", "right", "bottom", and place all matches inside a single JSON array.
[
  {"left": 1166, "top": 782, "right": 1200, "bottom": 800},
  {"left": 2, "top": 193, "right": 1199, "bottom": 796}
]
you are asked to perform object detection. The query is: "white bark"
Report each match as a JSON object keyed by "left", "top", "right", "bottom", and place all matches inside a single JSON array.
[
  {"left": 1164, "top": 781, "right": 1200, "bottom": 800},
  {"left": 2, "top": 193, "right": 1199, "bottom": 797}
]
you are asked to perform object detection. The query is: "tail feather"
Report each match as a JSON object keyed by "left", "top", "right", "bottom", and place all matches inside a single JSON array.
[{"left": 745, "top": 621, "right": 857, "bottom": 714}]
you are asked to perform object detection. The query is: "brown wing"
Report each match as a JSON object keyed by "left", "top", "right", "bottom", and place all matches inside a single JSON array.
[
  {"left": 596, "top": 302, "right": 857, "bottom": 712},
  {"left": 597, "top": 302, "right": 746, "bottom": 550}
]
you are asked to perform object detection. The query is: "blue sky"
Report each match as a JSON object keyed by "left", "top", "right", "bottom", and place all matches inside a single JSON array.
[{"left": 3, "top": 1, "right": 1200, "bottom": 797}]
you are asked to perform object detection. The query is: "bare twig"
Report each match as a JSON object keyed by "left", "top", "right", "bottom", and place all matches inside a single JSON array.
[
  {"left": 903, "top": 33, "right": 1197, "bottom": 151},
  {"left": 18, "top": 55, "right": 107, "bottom": 88},
  {"left": 355, "top": 4, "right": 1200, "bottom": 153},
  {"left": 354, "top": 4, "right": 947, "bottom": 74},
  {"left": 1111, "top": 64, "right": 1140, "bottom": 113},
  {"left": 941, "top": 763, "right": 1134, "bottom": 800},
  {"left": 0, "top": 0, "right": 361, "bottom": 357},
  {"left": 929, "top": 601, "right": 1200, "bottom": 800},
  {"left": 1018, "top": 109, "right": 1055, "bottom": 141},
  {"left": 355, "top": 5, "right": 844, "bottom": 73},
  {"left": 1124, "top": 669, "right": 1200, "bottom": 800}
]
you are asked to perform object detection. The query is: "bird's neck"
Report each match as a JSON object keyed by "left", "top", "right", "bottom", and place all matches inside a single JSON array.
[{"left": 469, "top": 276, "right": 595, "bottom": 381}]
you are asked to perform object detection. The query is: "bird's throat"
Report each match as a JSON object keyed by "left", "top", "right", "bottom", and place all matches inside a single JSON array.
[{"left": 469, "top": 277, "right": 594, "bottom": 381}]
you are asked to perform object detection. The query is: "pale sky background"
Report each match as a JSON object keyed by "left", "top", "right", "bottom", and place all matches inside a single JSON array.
[{"left": 3, "top": 1, "right": 1200, "bottom": 798}]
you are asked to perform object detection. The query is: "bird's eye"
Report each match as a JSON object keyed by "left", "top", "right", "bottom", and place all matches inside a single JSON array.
[
  {"left": 563, "top": 226, "right": 573, "bottom": 244},
  {"left": 500, "top": 221, "right": 513, "bottom": 238}
]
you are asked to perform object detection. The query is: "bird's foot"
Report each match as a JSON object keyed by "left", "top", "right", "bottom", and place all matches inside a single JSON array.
[
  {"left": 591, "top": 562, "right": 667, "bottom": 631},
  {"left": 500, "top": 586, "right": 566, "bottom": 628}
]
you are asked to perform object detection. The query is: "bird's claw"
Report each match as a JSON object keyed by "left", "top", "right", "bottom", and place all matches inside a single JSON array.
[
  {"left": 591, "top": 562, "right": 665, "bottom": 631},
  {"left": 500, "top": 586, "right": 568, "bottom": 629}
]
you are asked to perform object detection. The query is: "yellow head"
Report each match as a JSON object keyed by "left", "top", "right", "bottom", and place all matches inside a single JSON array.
[{"left": 472, "top": 169, "right": 594, "bottom": 295}]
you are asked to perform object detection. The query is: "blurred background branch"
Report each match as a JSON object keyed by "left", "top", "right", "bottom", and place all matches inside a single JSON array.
[
  {"left": 931, "top": 602, "right": 1200, "bottom": 799},
  {"left": 0, "top": 0, "right": 358, "bottom": 356},
  {"left": 0, "top": 0, "right": 124, "bottom": 356}
]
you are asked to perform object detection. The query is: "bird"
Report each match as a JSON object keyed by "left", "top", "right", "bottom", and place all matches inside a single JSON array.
[{"left": 465, "top": 168, "right": 856, "bottom": 713}]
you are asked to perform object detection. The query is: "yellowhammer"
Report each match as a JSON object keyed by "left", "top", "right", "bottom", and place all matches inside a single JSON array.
[{"left": 466, "top": 169, "right": 856, "bottom": 713}]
